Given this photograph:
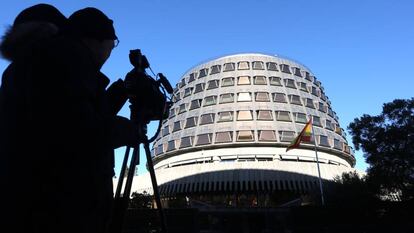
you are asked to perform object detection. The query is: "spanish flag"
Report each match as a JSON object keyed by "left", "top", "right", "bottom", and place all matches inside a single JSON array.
[{"left": 286, "top": 119, "right": 312, "bottom": 152}]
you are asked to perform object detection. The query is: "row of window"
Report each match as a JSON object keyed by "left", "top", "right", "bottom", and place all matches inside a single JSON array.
[
  {"left": 174, "top": 76, "right": 329, "bottom": 104},
  {"left": 154, "top": 130, "right": 349, "bottom": 155},
  {"left": 163, "top": 111, "right": 343, "bottom": 136},
  {"left": 173, "top": 76, "right": 329, "bottom": 107},
  {"left": 171, "top": 93, "right": 335, "bottom": 117},
  {"left": 177, "top": 61, "right": 321, "bottom": 89}
]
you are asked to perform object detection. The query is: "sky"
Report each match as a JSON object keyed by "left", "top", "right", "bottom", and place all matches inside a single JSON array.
[{"left": 1, "top": 0, "right": 413, "bottom": 175}]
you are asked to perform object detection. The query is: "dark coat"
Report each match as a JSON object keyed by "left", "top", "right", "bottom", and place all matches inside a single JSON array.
[{"left": 0, "top": 35, "right": 128, "bottom": 233}]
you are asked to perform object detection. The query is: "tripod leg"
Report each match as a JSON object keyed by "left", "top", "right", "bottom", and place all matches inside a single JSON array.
[
  {"left": 110, "top": 145, "right": 139, "bottom": 233},
  {"left": 124, "top": 145, "right": 140, "bottom": 199},
  {"left": 115, "top": 146, "right": 131, "bottom": 198},
  {"left": 144, "top": 141, "right": 167, "bottom": 233}
]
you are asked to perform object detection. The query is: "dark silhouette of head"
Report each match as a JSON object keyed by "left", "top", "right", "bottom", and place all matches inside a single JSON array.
[
  {"left": 67, "top": 7, "right": 118, "bottom": 68},
  {"left": 13, "top": 4, "right": 66, "bottom": 28},
  {"left": 0, "top": 4, "right": 67, "bottom": 61}
]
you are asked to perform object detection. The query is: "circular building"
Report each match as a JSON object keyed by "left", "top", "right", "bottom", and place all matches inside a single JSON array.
[{"left": 129, "top": 53, "right": 356, "bottom": 206}]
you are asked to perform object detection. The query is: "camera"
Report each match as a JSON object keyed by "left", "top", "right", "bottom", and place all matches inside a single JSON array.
[{"left": 125, "top": 49, "right": 173, "bottom": 123}]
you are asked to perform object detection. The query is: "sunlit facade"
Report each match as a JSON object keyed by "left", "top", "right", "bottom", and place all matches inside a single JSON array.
[{"left": 126, "top": 53, "right": 356, "bottom": 206}]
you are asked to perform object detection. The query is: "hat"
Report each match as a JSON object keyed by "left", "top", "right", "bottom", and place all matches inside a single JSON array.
[
  {"left": 68, "top": 7, "right": 117, "bottom": 41},
  {"left": 14, "top": 4, "right": 67, "bottom": 28}
]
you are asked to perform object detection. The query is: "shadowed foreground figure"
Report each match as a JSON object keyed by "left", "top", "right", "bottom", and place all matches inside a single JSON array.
[{"left": 0, "top": 6, "right": 136, "bottom": 233}]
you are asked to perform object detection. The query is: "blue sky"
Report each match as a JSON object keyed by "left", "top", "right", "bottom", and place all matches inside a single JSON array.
[{"left": 1, "top": 0, "right": 413, "bottom": 174}]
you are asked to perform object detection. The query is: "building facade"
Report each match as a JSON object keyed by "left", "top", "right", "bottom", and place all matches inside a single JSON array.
[{"left": 126, "top": 53, "right": 356, "bottom": 206}]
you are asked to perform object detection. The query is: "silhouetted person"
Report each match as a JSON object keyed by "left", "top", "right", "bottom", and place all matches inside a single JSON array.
[{"left": 0, "top": 6, "right": 135, "bottom": 233}]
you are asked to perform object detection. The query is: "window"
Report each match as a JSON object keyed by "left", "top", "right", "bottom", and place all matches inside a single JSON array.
[
  {"left": 203, "top": 95, "right": 217, "bottom": 106},
  {"left": 237, "top": 110, "right": 253, "bottom": 121},
  {"left": 173, "top": 121, "right": 181, "bottom": 132},
  {"left": 305, "top": 98, "right": 315, "bottom": 108},
  {"left": 305, "top": 72, "right": 312, "bottom": 81},
  {"left": 237, "top": 76, "right": 251, "bottom": 85},
  {"left": 221, "top": 77, "right": 234, "bottom": 87},
  {"left": 325, "top": 119, "right": 333, "bottom": 130},
  {"left": 294, "top": 112, "right": 307, "bottom": 123},
  {"left": 284, "top": 79, "right": 296, "bottom": 89},
  {"left": 210, "top": 65, "right": 221, "bottom": 74},
  {"left": 155, "top": 144, "right": 164, "bottom": 155},
  {"left": 320, "top": 92, "right": 327, "bottom": 101},
  {"left": 198, "top": 68, "right": 208, "bottom": 78},
  {"left": 207, "top": 79, "right": 219, "bottom": 90},
  {"left": 298, "top": 82, "right": 308, "bottom": 92},
  {"left": 185, "top": 117, "right": 198, "bottom": 128},
  {"left": 335, "top": 125, "right": 343, "bottom": 135},
  {"left": 162, "top": 126, "right": 169, "bottom": 136},
  {"left": 266, "top": 62, "right": 278, "bottom": 71},
  {"left": 194, "top": 83, "right": 205, "bottom": 93},
  {"left": 189, "top": 99, "right": 202, "bottom": 110},
  {"left": 223, "top": 62, "right": 235, "bottom": 72},
  {"left": 237, "top": 130, "right": 254, "bottom": 142},
  {"left": 273, "top": 93, "right": 287, "bottom": 103},
  {"left": 318, "top": 102, "right": 326, "bottom": 112},
  {"left": 172, "top": 92, "right": 181, "bottom": 102},
  {"left": 254, "top": 76, "right": 267, "bottom": 85},
  {"left": 188, "top": 73, "right": 196, "bottom": 83},
  {"left": 255, "top": 92, "right": 270, "bottom": 102},
  {"left": 169, "top": 108, "right": 176, "bottom": 118},
  {"left": 183, "top": 87, "right": 193, "bottom": 97},
  {"left": 334, "top": 139, "right": 343, "bottom": 150},
  {"left": 237, "top": 61, "right": 250, "bottom": 70},
  {"left": 257, "top": 110, "right": 273, "bottom": 121},
  {"left": 180, "top": 136, "right": 193, "bottom": 148},
  {"left": 269, "top": 76, "right": 282, "bottom": 86},
  {"left": 220, "top": 93, "right": 234, "bottom": 104},
  {"left": 344, "top": 144, "right": 351, "bottom": 154},
  {"left": 167, "top": 140, "right": 176, "bottom": 152},
  {"left": 200, "top": 113, "right": 215, "bottom": 125},
  {"left": 215, "top": 132, "right": 233, "bottom": 143},
  {"left": 258, "top": 130, "right": 277, "bottom": 141},
  {"left": 280, "top": 64, "right": 291, "bottom": 74},
  {"left": 318, "top": 135, "right": 330, "bottom": 147},
  {"left": 315, "top": 80, "right": 321, "bottom": 87},
  {"left": 312, "top": 116, "right": 322, "bottom": 127},
  {"left": 252, "top": 61, "right": 264, "bottom": 70},
  {"left": 237, "top": 92, "right": 252, "bottom": 102},
  {"left": 196, "top": 133, "right": 212, "bottom": 145},
  {"left": 276, "top": 111, "right": 291, "bottom": 121},
  {"left": 279, "top": 131, "right": 295, "bottom": 142},
  {"left": 178, "top": 103, "right": 187, "bottom": 114},
  {"left": 311, "top": 86, "right": 319, "bottom": 96},
  {"left": 328, "top": 108, "right": 334, "bottom": 117},
  {"left": 218, "top": 111, "right": 233, "bottom": 122},
  {"left": 179, "top": 79, "right": 186, "bottom": 88},
  {"left": 288, "top": 95, "right": 302, "bottom": 105},
  {"left": 293, "top": 67, "right": 302, "bottom": 77}
]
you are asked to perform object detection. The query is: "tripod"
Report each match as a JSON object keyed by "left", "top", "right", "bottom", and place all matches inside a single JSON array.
[{"left": 111, "top": 114, "right": 167, "bottom": 233}]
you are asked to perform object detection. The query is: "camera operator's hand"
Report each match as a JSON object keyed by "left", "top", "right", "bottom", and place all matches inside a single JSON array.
[{"left": 110, "top": 116, "right": 141, "bottom": 148}]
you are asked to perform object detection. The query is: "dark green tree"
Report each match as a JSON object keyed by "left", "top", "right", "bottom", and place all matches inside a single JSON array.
[
  {"left": 129, "top": 191, "right": 153, "bottom": 209},
  {"left": 327, "top": 171, "right": 378, "bottom": 206},
  {"left": 348, "top": 98, "right": 414, "bottom": 200}
]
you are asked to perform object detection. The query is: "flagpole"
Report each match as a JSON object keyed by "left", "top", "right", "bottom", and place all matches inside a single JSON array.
[{"left": 311, "top": 124, "right": 325, "bottom": 206}]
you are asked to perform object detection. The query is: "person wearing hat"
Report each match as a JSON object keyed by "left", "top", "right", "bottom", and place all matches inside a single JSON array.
[
  {"left": 0, "top": 3, "right": 67, "bottom": 61},
  {"left": 0, "top": 6, "right": 135, "bottom": 233},
  {"left": 0, "top": 4, "right": 68, "bottom": 233}
]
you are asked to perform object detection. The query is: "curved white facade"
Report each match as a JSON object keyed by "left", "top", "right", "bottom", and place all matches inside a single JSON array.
[{"left": 126, "top": 53, "right": 356, "bottom": 196}]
